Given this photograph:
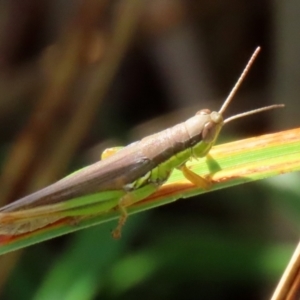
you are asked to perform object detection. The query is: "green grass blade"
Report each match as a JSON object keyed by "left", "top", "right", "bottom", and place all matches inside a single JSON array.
[{"left": 0, "top": 127, "right": 299, "bottom": 255}]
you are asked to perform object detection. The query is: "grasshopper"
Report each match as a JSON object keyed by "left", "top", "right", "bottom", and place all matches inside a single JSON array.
[{"left": 0, "top": 47, "right": 284, "bottom": 238}]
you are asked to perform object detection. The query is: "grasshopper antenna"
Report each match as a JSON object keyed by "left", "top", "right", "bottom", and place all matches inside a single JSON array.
[
  {"left": 219, "top": 47, "right": 261, "bottom": 115},
  {"left": 224, "top": 104, "right": 284, "bottom": 124},
  {"left": 217, "top": 46, "right": 284, "bottom": 123}
]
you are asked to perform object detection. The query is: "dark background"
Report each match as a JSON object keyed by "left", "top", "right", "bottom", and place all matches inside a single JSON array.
[{"left": 0, "top": 0, "right": 299, "bottom": 299}]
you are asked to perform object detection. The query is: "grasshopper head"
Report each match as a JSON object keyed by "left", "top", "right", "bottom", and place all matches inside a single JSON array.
[
  {"left": 195, "top": 109, "right": 223, "bottom": 143},
  {"left": 185, "top": 48, "right": 284, "bottom": 159},
  {"left": 185, "top": 109, "right": 224, "bottom": 159}
]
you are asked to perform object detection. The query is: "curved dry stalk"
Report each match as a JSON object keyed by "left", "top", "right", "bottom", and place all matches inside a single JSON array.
[{"left": 271, "top": 241, "right": 300, "bottom": 300}]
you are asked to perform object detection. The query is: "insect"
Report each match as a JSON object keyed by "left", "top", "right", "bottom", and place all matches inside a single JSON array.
[{"left": 0, "top": 47, "right": 284, "bottom": 238}]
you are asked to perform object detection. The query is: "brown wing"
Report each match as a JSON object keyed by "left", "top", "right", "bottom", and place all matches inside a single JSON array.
[
  {"left": 0, "top": 119, "right": 192, "bottom": 213},
  {"left": 0, "top": 141, "right": 155, "bottom": 212}
]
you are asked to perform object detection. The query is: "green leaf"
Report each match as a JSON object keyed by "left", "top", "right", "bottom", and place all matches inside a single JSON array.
[{"left": 0, "top": 127, "right": 299, "bottom": 255}]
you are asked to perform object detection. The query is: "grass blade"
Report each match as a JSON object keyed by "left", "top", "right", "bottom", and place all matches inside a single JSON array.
[{"left": 0, "top": 127, "right": 299, "bottom": 255}]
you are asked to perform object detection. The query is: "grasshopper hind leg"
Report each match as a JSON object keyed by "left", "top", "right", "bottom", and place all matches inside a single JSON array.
[{"left": 112, "top": 183, "right": 158, "bottom": 239}]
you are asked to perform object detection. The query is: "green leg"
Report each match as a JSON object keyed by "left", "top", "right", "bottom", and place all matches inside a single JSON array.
[
  {"left": 0, "top": 190, "right": 127, "bottom": 235},
  {"left": 57, "top": 183, "right": 158, "bottom": 239},
  {"left": 112, "top": 183, "right": 159, "bottom": 238},
  {"left": 178, "top": 164, "right": 212, "bottom": 190}
]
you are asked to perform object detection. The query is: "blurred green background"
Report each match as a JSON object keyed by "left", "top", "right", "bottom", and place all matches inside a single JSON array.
[{"left": 0, "top": 0, "right": 299, "bottom": 299}]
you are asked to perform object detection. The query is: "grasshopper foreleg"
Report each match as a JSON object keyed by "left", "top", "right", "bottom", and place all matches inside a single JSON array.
[{"left": 179, "top": 164, "right": 212, "bottom": 190}]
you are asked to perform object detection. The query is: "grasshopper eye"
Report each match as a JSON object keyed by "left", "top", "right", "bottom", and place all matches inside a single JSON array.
[
  {"left": 202, "top": 121, "right": 215, "bottom": 142},
  {"left": 202, "top": 112, "right": 223, "bottom": 142}
]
